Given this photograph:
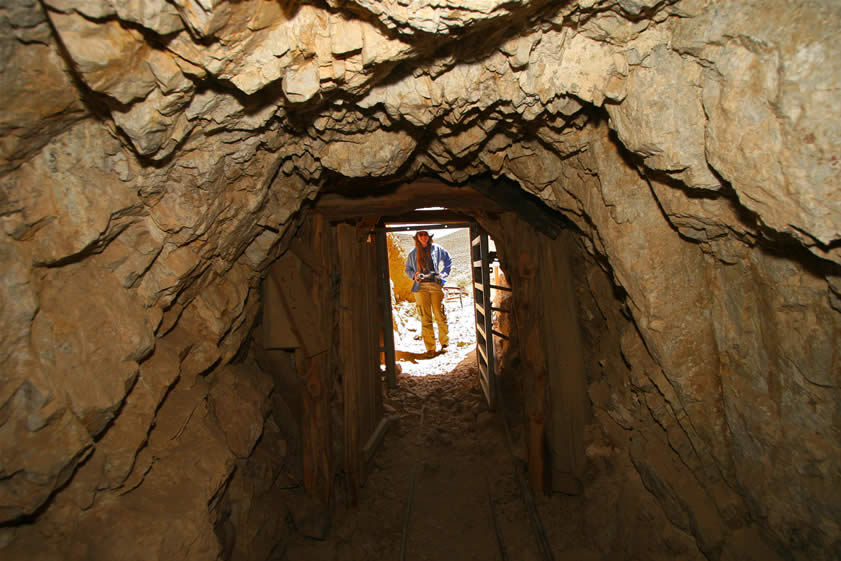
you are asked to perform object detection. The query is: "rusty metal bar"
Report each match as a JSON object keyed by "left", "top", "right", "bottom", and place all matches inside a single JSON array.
[{"left": 492, "top": 330, "right": 509, "bottom": 341}]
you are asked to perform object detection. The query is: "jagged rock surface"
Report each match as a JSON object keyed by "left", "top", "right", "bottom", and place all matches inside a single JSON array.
[{"left": 0, "top": 0, "right": 839, "bottom": 559}]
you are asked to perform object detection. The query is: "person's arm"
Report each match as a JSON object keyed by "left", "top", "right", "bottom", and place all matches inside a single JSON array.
[
  {"left": 438, "top": 246, "right": 452, "bottom": 284},
  {"left": 405, "top": 250, "right": 418, "bottom": 281}
]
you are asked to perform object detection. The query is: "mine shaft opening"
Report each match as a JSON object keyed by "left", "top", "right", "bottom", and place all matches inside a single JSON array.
[
  {"left": 247, "top": 174, "right": 599, "bottom": 560},
  {"left": 379, "top": 220, "right": 510, "bottom": 384},
  {"left": 255, "top": 175, "right": 590, "bottom": 512}
]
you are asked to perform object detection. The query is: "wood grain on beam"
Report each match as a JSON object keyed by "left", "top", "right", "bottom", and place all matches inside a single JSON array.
[
  {"left": 312, "top": 182, "right": 503, "bottom": 220},
  {"left": 384, "top": 209, "right": 475, "bottom": 225}
]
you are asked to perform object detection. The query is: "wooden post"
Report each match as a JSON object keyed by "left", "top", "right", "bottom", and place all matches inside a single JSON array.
[
  {"left": 337, "top": 224, "right": 362, "bottom": 505},
  {"left": 336, "top": 223, "right": 385, "bottom": 506},
  {"left": 375, "top": 226, "right": 397, "bottom": 388},
  {"left": 298, "top": 349, "right": 331, "bottom": 505},
  {"left": 267, "top": 215, "right": 333, "bottom": 506}
]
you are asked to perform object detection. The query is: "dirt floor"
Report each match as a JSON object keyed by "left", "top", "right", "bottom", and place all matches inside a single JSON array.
[
  {"left": 391, "top": 297, "right": 477, "bottom": 377},
  {"left": 284, "top": 350, "right": 603, "bottom": 561}
]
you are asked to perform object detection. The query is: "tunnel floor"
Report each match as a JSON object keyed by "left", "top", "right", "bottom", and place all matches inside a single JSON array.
[{"left": 284, "top": 355, "right": 601, "bottom": 561}]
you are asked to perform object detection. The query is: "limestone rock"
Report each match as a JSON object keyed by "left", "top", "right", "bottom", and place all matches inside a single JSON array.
[
  {"left": 47, "top": 12, "right": 159, "bottom": 104},
  {"left": 0, "top": 404, "right": 91, "bottom": 522},
  {"left": 1, "top": 121, "right": 143, "bottom": 265},
  {"left": 606, "top": 46, "right": 720, "bottom": 190},
  {"left": 172, "top": 0, "right": 232, "bottom": 39},
  {"left": 31, "top": 262, "right": 157, "bottom": 435},
  {"left": 320, "top": 129, "right": 417, "bottom": 177},
  {"left": 350, "top": 0, "right": 539, "bottom": 35},
  {"left": 519, "top": 31, "right": 628, "bottom": 107},
  {"left": 209, "top": 362, "right": 272, "bottom": 458},
  {"left": 44, "top": 0, "right": 184, "bottom": 35},
  {"left": 710, "top": 247, "right": 841, "bottom": 550},
  {"left": 388, "top": 232, "right": 414, "bottom": 302},
  {"left": 673, "top": 0, "right": 841, "bottom": 248},
  {"left": 283, "top": 61, "right": 321, "bottom": 104},
  {"left": 0, "top": 10, "right": 87, "bottom": 171}
]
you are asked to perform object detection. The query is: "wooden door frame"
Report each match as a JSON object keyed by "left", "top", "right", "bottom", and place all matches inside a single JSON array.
[{"left": 470, "top": 226, "right": 496, "bottom": 410}]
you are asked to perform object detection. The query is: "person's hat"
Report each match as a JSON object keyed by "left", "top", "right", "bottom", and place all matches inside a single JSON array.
[{"left": 414, "top": 230, "right": 433, "bottom": 240}]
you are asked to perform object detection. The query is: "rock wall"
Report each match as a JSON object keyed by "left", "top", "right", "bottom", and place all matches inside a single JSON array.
[{"left": 1, "top": 0, "right": 839, "bottom": 559}]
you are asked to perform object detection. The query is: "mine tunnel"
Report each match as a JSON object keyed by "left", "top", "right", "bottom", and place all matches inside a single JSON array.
[{"left": 2, "top": 1, "right": 840, "bottom": 560}]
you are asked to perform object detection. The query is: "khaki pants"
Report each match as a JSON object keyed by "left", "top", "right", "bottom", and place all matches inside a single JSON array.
[{"left": 414, "top": 283, "right": 448, "bottom": 351}]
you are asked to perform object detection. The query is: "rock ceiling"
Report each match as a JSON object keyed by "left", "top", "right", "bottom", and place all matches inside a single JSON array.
[
  {"left": 4, "top": 1, "right": 839, "bottom": 259},
  {"left": 1, "top": 0, "right": 840, "bottom": 559}
]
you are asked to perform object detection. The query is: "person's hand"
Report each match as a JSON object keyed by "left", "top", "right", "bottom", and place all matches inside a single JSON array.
[{"left": 414, "top": 272, "right": 421, "bottom": 281}]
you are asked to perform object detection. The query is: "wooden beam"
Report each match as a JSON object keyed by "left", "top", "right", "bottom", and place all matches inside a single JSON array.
[
  {"left": 312, "top": 182, "right": 503, "bottom": 220},
  {"left": 298, "top": 349, "right": 332, "bottom": 505},
  {"left": 262, "top": 266, "right": 299, "bottom": 349},
  {"left": 362, "top": 416, "right": 391, "bottom": 463},
  {"left": 272, "top": 252, "right": 327, "bottom": 357},
  {"left": 294, "top": 215, "right": 333, "bottom": 506},
  {"left": 383, "top": 209, "right": 476, "bottom": 225}
]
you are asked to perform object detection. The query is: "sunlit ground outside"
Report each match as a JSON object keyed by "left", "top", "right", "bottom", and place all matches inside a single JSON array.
[
  {"left": 388, "top": 227, "right": 477, "bottom": 376},
  {"left": 392, "top": 295, "right": 477, "bottom": 376}
]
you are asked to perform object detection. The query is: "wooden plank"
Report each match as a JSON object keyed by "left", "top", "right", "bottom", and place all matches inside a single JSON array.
[
  {"left": 363, "top": 417, "right": 391, "bottom": 463},
  {"left": 529, "top": 413, "right": 547, "bottom": 495},
  {"left": 336, "top": 223, "right": 385, "bottom": 506},
  {"left": 313, "top": 182, "right": 503, "bottom": 220},
  {"left": 289, "top": 236, "right": 325, "bottom": 275},
  {"left": 476, "top": 340, "right": 488, "bottom": 362},
  {"left": 382, "top": 210, "right": 476, "bottom": 225},
  {"left": 254, "top": 347, "right": 301, "bottom": 419},
  {"left": 470, "top": 225, "right": 494, "bottom": 410},
  {"left": 295, "top": 214, "right": 334, "bottom": 506},
  {"left": 337, "top": 224, "right": 362, "bottom": 505},
  {"left": 273, "top": 251, "right": 327, "bottom": 357},
  {"left": 480, "top": 230, "right": 497, "bottom": 410},
  {"left": 375, "top": 227, "right": 397, "bottom": 389},
  {"left": 262, "top": 267, "right": 299, "bottom": 349},
  {"left": 362, "top": 236, "right": 382, "bottom": 447},
  {"left": 479, "top": 374, "right": 490, "bottom": 405},
  {"left": 538, "top": 231, "right": 590, "bottom": 494},
  {"left": 298, "top": 350, "right": 332, "bottom": 505},
  {"left": 385, "top": 221, "right": 474, "bottom": 231}
]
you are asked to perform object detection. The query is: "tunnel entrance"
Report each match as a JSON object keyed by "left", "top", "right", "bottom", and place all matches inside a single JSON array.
[
  {"left": 383, "top": 224, "right": 479, "bottom": 377},
  {"left": 379, "top": 218, "right": 506, "bottom": 411},
  {"left": 255, "top": 177, "right": 590, "bottom": 542},
  {"left": 264, "top": 207, "right": 569, "bottom": 561}
]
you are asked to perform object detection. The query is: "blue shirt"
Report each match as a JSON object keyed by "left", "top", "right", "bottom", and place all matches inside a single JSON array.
[{"left": 404, "top": 243, "right": 452, "bottom": 292}]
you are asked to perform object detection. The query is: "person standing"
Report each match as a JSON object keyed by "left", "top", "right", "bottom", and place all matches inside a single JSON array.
[{"left": 404, "top": 230, "right": 453, "bottom": 356}]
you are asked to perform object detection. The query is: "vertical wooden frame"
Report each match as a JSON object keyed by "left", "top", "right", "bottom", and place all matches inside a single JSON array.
[
  {"left": 470, "top": 226, "right": 496, "bottom": 410},
  {"left": 375, "top": 226, "right": 397, "bottom": 388}
]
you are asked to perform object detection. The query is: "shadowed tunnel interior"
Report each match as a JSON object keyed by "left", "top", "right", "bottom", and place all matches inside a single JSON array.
[{"left": 1, "top": 1, "right": 840, "bottom": 560}]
